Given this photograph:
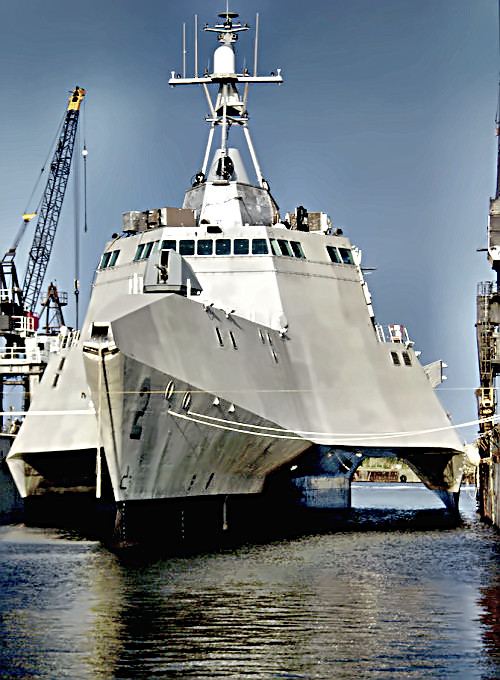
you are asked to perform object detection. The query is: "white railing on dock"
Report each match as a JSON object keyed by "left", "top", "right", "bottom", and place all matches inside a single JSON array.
[
  {"left": 0, "top": 328, "right": 80, "bottom": 365},
  {"left": 0, "top": 346, "right": 42, "bottom": 363}
]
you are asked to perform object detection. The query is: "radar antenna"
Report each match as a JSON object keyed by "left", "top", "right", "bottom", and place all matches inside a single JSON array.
[{"left": 169, "top": 9, "right": 282, "bottom": 188}]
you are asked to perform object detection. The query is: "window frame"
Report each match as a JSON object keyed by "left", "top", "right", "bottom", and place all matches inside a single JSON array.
[
  {"left": 234, "top": 238, "right": 249, "bottom": 255},
  {"left": 197, "top": 239, "right": 214, "bottom": 256},
  {"left": 326, "top": 245, "right": 341, "bottom": 263},
  {"left": 339, "top": 247, "right": 354, "bottom": 265},
  {"left": 215, "top": 239, "right": 231, "bottom": 255},
  {"left": 179, "top": 239, "right": 195, "bottom": 256},
  {"left": 99, "top": 252, "right": 112, "bottom": 269},
  {"left": 252, "top": 238, "right": 269, "bottom": 255}
]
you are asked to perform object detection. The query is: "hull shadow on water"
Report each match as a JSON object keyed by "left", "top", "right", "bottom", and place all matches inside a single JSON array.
[{"left": 113, "top": 484, "right": 466, "bottom": 563}]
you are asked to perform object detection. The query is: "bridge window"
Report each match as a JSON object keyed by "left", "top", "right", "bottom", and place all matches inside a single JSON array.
[
  {"left": 216, "top": 239, "right": 231, "bottom": 255},
  {"left": 197, "top": 239, "right": 213, "bottom": 255},
  {"left": 99, "top": 252, "right": 112, "bottom": 269},
  {"left": 290, "top": 241, "right": 305, "bottom": 258},
  {"left": 326, "top": 246, "right": 341, "bottom": 263},
  {"left": 109, "top": 250, "right": 120, "bottom": 266},
  {"left": 270, "top": 239, "right": 281, "bottom": 256},
  {"left": 179, "top": 240, "right": 195, "bottom": 255},
  {"left": 339, "top": 248, "right": 354, "bottom": 265},
  {"left": 143, "top": 241, "right": 156, "bottom": 258},
  {"left": 277, "top": 239, "right": 293, "bottom": 256},
  {"left": 134, "top": 242, "right": 158, "bottom": 261},
  {"left": 252, "top": 238, "right": 269, "bottom": 255},
  {"left": 234, "top": 238, "right": 249, "bottom": 254},
  {"left": 161, "top": 239, "right": 177, "bottom": 251},
  {"left": 134, "top": 244, "right": 145, "bottom": 261}
]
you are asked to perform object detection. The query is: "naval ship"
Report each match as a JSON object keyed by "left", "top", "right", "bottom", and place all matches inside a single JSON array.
[{"left": 7, "top": 9, "right": 465, "bottom": 544}]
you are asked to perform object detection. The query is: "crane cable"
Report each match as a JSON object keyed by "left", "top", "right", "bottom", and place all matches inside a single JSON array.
[
  {"left": 10, "top": 109, "right": 67, "bottom": 253},
  {"left": 73, "top": 119, "right": 81, "bottom": 329},
  {"left": 496, "top": 0, "right": 500, "bottom": 199},
  {"left": 82, "top": 97, "right": 88, "bottom": 234}
]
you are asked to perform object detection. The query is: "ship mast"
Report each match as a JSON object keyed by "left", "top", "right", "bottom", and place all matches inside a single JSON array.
[{"left": 168, "top": 9, "right": 282, "bottom": 188}]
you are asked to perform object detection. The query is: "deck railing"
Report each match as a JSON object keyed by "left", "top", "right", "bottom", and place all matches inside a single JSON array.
[{"left": 375, "top": 323, "right": 411, "bottom": 344}]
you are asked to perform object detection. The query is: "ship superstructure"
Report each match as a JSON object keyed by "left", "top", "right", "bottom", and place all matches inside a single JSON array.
[{"left": 7, "top": 10, "right": 465, "bottom": 544}]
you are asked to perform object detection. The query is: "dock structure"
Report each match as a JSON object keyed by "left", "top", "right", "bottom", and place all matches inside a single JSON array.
[
  {"left": 476, "top": 282, "right": 500, "bottom": 526},
  {"left": 0, "top": 345, "right": 46, "bottom": 423},
  {"left": 0, "top": 334, "right": 64, "bottom": 522},
  {"left": 475, "top": 132, "right": 500, "bottom": 527},
  {"left": 0, "top": 346, "right": 46, "bottom": 522}
]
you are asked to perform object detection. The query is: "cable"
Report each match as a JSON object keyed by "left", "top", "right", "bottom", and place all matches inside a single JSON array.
[
  {"left": 82, "top": 98, "right": 88, "bottom": 234},
  {"left": 22, "top": 110, "right": 66, "bottom": 218},
  {"left": 166, "top": 407, "right": 493, "bottom": 443}
]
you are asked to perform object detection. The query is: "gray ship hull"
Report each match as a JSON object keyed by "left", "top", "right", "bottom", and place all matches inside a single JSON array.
[{"left": 6, "top": 9, "right": 466, "bottom": 546}]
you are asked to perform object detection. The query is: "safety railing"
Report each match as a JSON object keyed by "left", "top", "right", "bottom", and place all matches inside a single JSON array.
[{"left": 375, "top": 324, "right": 411, "bottom": 344}]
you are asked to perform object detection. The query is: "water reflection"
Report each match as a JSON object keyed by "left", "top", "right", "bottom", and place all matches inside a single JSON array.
[
  {"left": 477, "top": 540, "right": 500, "bottom": 678},
  {"left": 0, "top": 486, "right": 499, "bottom": 680}
]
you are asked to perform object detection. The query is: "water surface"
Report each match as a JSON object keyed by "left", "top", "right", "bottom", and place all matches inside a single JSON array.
[{"left": 0, "top": 484, "right": 498, "bottom": 679}]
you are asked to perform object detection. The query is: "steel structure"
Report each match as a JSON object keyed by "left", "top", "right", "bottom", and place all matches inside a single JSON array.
[{"left": 21, "top": 87, "right": 85, "bottom": 314}]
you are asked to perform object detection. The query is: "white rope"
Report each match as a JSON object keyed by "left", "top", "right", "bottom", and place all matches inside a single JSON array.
[
  {"left": 0, "top": 410, "right": 95, "bottom": 416},
  {"left": 167, "top": 408, "right": 491, "bottom": 444},
  {"left": 0, "top": 406, "right": 491, "bottom": 442},
  {"left": 185, "top": 408, "right": 489, "bottom": 440},
  {"left": 168, "top": 408, "right": 304, "bottom": 440}
]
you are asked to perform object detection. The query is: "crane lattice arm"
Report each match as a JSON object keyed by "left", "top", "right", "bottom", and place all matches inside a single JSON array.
[{"left": 22, "top": 86, "right": 85, "bottom": 314}]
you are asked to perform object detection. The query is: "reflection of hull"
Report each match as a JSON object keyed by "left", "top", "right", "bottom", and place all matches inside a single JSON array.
[
  {"left": 0, "top": 437, "right": 22, "bottom": 522},
  {"left": 477, "top": 458, "right": 500, "bottom": 527}
]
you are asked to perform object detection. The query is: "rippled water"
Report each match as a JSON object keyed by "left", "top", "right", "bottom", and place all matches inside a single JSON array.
[{"left": 0, "top": 484, "right": 498, "bottom": 680}]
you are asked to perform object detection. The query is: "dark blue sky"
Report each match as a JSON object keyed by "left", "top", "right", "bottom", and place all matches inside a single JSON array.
[{"left": 0, "top": 0, "right": 498, "bottom": 441}]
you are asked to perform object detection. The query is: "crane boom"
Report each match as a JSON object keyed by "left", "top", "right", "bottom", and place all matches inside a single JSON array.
[{"left": 22, "top": 86, "right": 85, "bottom": 314}]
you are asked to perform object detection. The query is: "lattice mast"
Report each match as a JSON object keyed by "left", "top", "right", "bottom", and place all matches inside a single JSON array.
[{"left": 168, "top": 9, "right": 282, "bottom": 187}]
